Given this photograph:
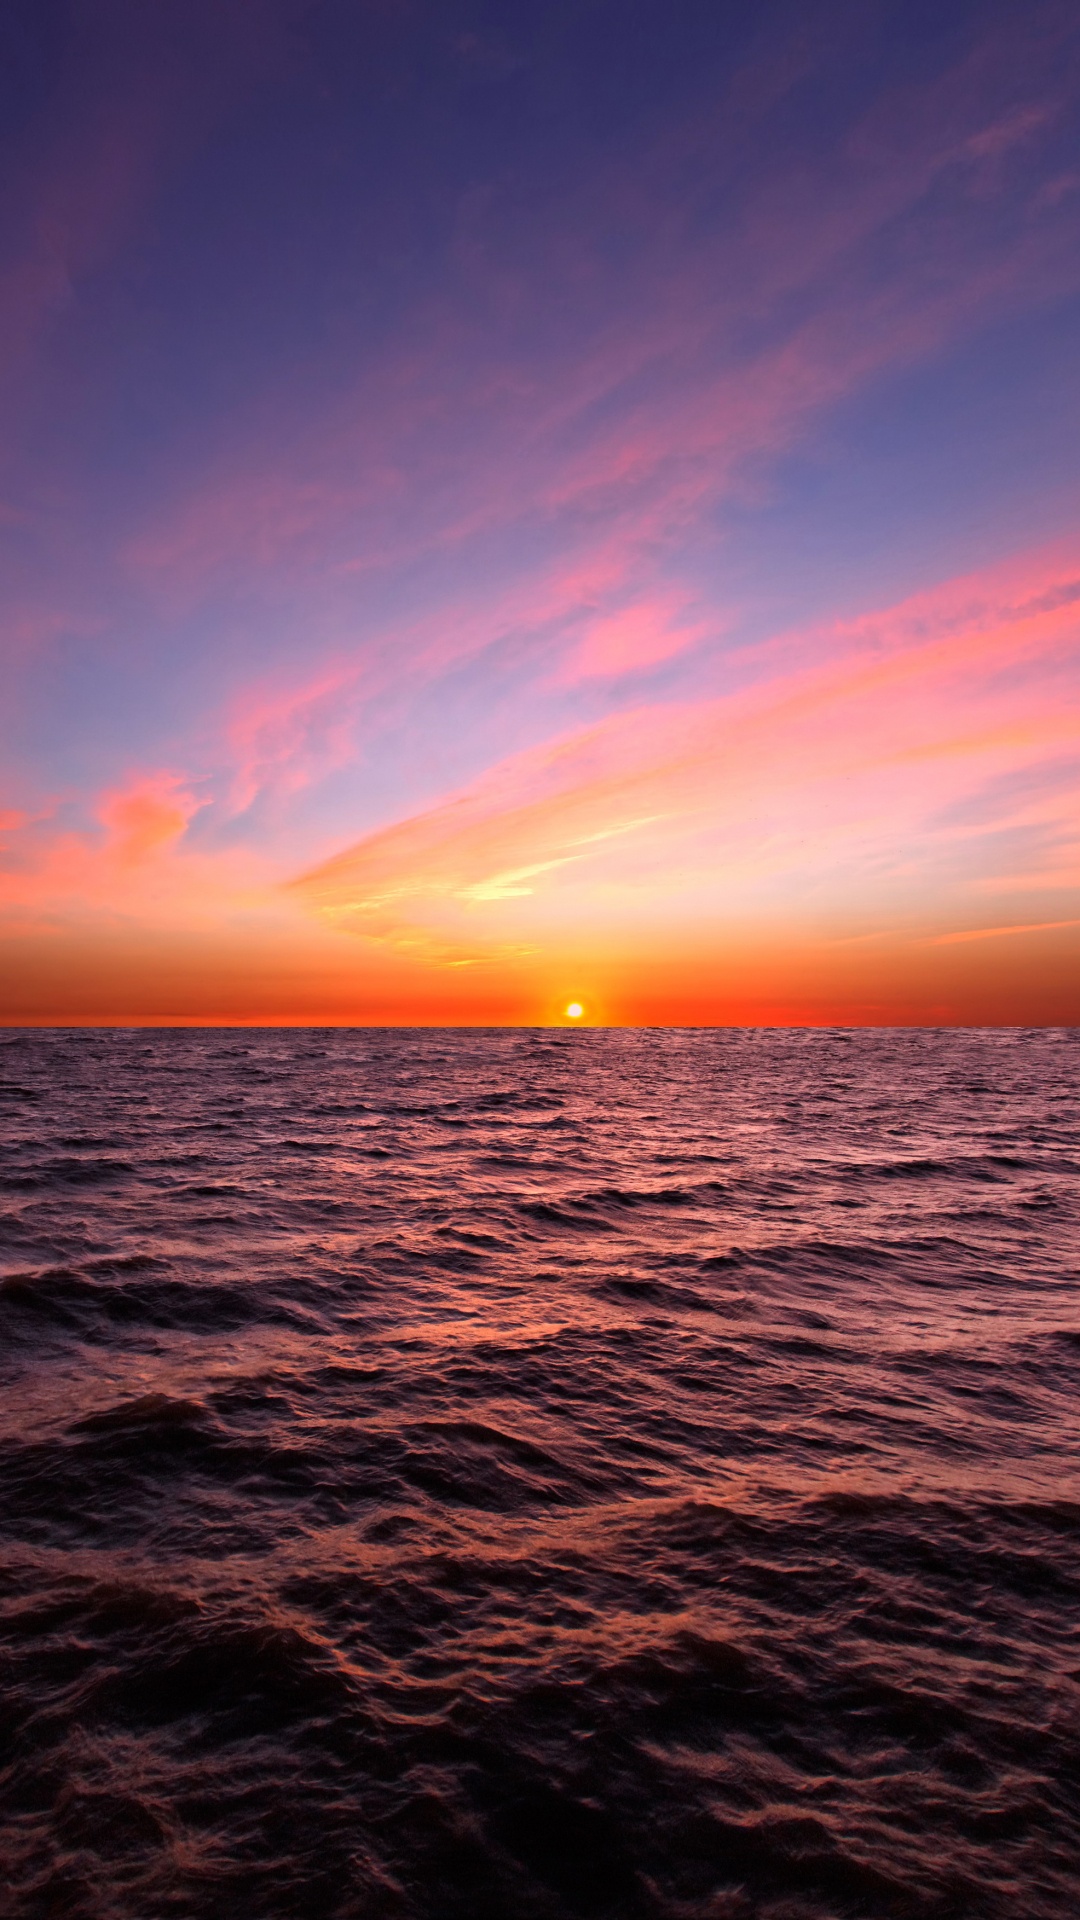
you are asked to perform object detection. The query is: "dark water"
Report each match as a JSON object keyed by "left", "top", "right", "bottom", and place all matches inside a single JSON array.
[{"left": 1, "top": 1028, "right": 1078, "bottom": 1920}]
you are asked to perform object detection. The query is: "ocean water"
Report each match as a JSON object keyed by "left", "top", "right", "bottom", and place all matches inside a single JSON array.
[{"left": 1, "top": 1026, "right": 1078, "bottom": 1920}]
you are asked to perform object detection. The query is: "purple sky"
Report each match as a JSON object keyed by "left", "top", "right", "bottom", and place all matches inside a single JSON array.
[{"left": 2, "top": 0, "right": 1079, "bottom": 1022}]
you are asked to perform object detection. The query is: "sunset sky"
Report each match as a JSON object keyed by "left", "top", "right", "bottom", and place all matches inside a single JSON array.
[{"left": 2, "top": 0, "right": 1079, "bottom": 1024}]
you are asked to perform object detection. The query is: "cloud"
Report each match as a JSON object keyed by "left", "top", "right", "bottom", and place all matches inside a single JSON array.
[
  {"left": 288, "top": 543, "right": 1080, "bottom": 961},
  {"left": 0, "top": 0, "right": 291, "bottom": 405},
  {"left": 0, "top": 767, "right": 271, "bottom": 935},
  {"left": 120, "top": 0, "right": 1080, "bottom": 640},
  {"left": 98, "top": 774, "right": 199, "bottom": 865},
  {"left": 224, "top": 667, "right": 365, "bottom": 815},
  {"left": 556, "top": 594, "right": 713, "bottom": 683},
  {"left": 928, "top": 917, "right": 1080, "bottom": 944}
]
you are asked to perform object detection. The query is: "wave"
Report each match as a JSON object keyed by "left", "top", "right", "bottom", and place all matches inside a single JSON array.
[{"left": 1, "top": 1026, "right": 1078, "bottom": 1918}]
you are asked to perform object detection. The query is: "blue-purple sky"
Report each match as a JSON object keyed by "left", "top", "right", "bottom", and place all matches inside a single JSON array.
[{"left": 2, "top": 0, "right": 1079, "bottom": 1021}]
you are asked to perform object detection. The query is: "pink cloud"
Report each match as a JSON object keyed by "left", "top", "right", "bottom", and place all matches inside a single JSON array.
[
  {"left": 124, "top": 477, "right": 360, "bottom": 607},
  {"left": 119, "top": 7, "right": 1080, "bottom": 637},
  {"left": 97, "top": 774, "right": 200, "bottom": 865},
  {"left": 287, "top": 542, "right": 1080, "bottom": 962},
  {"left": 224, "top": 667, "right": 366, "bottom": 815},
  {"left": 558, "top": 594, "right": 713, "bottom": 682},
  {"left": 0, "top": 767, "right": 272, "bottom": 935}
]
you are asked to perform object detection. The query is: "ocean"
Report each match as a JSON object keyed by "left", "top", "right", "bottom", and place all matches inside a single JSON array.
[{"left": 1, "top": 1026, "right": 1078, "bottom": 1919}]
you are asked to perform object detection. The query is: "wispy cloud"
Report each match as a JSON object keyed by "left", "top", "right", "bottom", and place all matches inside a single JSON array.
[
  {"left": 289, "top": 544, "right": 1080, "bottom": 962},
  {"left": 121, "top": 2, "right": 1080, "bottom": 640}
]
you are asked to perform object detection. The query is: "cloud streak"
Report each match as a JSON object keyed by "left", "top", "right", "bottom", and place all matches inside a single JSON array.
[{"left": 289, "top": 545, "right": 1080, "bottom": 971}]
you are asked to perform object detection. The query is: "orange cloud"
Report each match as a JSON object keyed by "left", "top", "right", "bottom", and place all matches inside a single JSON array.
[
  {"left": 288, "top": 544, "right": 1080, "bottom": 985},
  {"left": 5, "top": 538, "right": 1076, "bottom": 1029},
  {"left": 0, "top": 769, "right": 272, "bottom": 939},
  {"left": 98, "top": 776, "right": 199, "bottom": 865}
]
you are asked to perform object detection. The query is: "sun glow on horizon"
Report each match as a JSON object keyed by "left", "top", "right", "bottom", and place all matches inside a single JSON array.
[{"left": 565, "top": 1002, "right": 584, "bottom": 1020}]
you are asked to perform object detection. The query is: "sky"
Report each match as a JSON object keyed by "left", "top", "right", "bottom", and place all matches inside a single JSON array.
[{"left": 1, "top": 0, "right": 1079, "bottom": 1026}]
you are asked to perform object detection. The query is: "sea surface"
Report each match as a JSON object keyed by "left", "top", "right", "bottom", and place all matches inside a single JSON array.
[{"left": 1, "top": 1027, "right": 1078, "bottom": 1920}]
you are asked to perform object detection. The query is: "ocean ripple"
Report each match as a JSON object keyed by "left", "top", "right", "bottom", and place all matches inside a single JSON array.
[{"left": 1, "top": 1026, "right": 1078, "bottom": 1918}]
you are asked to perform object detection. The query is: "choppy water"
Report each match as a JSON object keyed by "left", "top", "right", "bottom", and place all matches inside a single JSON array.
[{"left": 1, "top": 1027, "right": 1078, "bottom": 1920}]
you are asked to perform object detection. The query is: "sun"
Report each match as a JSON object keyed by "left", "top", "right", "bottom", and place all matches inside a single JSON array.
[{"left": 565, "top": 1001, "right": 584, "bottom": 1019}]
